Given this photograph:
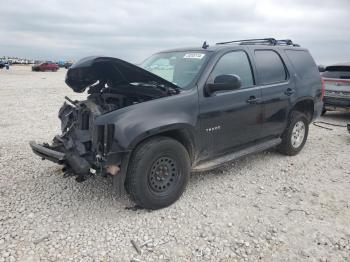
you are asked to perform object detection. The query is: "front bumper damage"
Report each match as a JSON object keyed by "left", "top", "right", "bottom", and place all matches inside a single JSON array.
[
  {"left": 30, "top": 141, "right": 65, "bottom": 164},
  {"left": 29, "top": 139, "right": 93, "bottom": 177},
  {"left": 30, "top": 137, "right": 124, "bottom": 184},
  {"left": 29, "top": 99, "right": 125, "bottom": 182},
  {"left": 29, "top": 56, "right": 178, "bottom": 185}
]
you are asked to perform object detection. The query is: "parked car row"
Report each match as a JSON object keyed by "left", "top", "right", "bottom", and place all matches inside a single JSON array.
[
  {"left": 30, "top": 61, "right": 73, "bottom": 72},
  {"left": 32, "top": 62, "right": 60, "bottom": 72}
]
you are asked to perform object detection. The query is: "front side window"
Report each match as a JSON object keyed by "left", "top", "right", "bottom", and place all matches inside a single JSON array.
[
  {"left": 254, "top": 50, "right": 287, "bottom": 85},
  {"left": 210, "top": 51, "right": 254, "bottom": 88},
  {"left": 140, "top": 51, "right": 208, "bottom": 89}
]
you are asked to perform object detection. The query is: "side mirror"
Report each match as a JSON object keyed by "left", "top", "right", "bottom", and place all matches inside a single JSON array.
[
  {"left": 205, "top": 74, "right": 242, "bottom": 95},
  {"left": 318, "top": 65, "right": 326, "bottom": 72}
]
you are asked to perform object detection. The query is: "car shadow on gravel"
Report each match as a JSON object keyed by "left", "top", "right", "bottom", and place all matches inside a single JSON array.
[
  {"left": 188, "top": 149, "right": 280, "bottom": 188},
  {"left": 37, "top": 148, "right": 282, "bottom": 211},
  {"left": 322, "top": 111, "right": 350, "bottom": 120},
  {"left": 44, "top": 167, "right": 132, "bottom": 206}
]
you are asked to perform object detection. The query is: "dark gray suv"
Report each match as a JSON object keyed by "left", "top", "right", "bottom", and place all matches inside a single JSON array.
[{"left": 30, "top": 38, "right": 323, "bottom": 209}]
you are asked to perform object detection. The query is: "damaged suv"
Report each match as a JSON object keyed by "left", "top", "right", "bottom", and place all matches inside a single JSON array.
[{"left": 30, "top": 38, "right": 323, "bottom": 209}]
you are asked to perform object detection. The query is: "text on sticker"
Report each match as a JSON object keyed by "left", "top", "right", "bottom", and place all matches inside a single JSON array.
[{"left": 183, "top": 53, "right": 205, "bottom": 59}]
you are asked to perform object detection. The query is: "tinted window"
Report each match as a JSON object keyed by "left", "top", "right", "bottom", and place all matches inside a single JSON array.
[
  {"left": 211, "top": 51, "right": 254, "bottom": 88},
  {"left": 255, "top": 50, "right": 287, "bottom": 84},
  {"left": 285, "top": 50, "right": 319, "bottom": 79}
]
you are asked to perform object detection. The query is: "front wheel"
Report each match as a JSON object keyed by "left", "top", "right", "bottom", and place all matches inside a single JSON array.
[
  {"left": 126, "top": 136, "right": 190, "bottom": 210},
  {"left": 278, "top": 111, "right": 309, "bottom": 156}
]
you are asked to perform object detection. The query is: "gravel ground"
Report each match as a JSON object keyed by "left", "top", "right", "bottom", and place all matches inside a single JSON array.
[{"left": 1, "top": 66, "right": 350, "bottom": 262}]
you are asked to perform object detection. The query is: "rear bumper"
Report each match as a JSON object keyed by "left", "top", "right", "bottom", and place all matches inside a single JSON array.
[
  {"left": 29, "top": 141, "right": 65, "bottom": 164},
  {"left": 323, "top": 96, "right": 350, "bottom": 111}
]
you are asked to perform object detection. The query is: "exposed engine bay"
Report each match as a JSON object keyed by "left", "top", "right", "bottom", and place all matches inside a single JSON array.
[{"left": 30, "top": 56, "right": 179, "bottom": 182}]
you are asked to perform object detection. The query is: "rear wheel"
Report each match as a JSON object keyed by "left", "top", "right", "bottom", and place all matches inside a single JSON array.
[
  {"left": 126, "top": 136, "right": 190, "bottom": 210},
  {"left": 278, "top": 111, "right": 309, "bottom": 156}
]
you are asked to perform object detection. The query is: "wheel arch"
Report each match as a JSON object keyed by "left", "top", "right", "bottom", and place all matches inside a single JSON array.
[
  {"left": 127, "top": 124, "right": 197, "bottom": 164},
  {"left": 291, "top": 97, "right": 314, "bottom": 122}
]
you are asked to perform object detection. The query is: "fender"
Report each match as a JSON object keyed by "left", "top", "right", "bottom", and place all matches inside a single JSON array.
[
  {"left": 291, "top": 96, "right": 322, "bottom": 121},
  {"left": 125, "top": 123, "right": 197, "bottom": 151},
  {"left": 292, "top": 96, "right": 314, "bottom": 107},
  {"left": 94, "top": 89, "right": 199, "bottom": 152}
]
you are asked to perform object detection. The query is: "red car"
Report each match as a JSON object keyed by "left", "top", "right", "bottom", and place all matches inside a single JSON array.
[{"left": 32, "top": 62, "right": 59, "bottom": 72}]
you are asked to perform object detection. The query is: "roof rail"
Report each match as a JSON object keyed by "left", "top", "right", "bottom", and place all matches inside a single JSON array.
[
  {"left": 275, "top": 39, "right": 300, "bottom": 47},
  {"left": 216, "top": 38, "right": 300, "bottom": 47}
]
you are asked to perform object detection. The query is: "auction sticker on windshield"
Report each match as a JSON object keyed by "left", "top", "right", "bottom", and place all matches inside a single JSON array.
[{"left": 183, "top": 53, "right": 205, "bottom": 59}]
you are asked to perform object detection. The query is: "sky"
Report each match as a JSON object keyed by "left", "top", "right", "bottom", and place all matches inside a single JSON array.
[{"left": 0, "top": 0, "right": 349, "bottom": 65}]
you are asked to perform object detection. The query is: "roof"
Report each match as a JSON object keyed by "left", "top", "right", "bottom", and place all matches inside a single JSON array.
[
  {"left": 158, "top": 38, "right": 305, "bottom": 54},
  {"left": 159, "top": 44, "right": 305, "bottom": 54}
]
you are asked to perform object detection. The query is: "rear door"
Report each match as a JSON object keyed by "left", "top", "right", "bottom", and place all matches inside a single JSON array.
[{"left": 253, "top": 49, "right": 293, "bottom": 138}]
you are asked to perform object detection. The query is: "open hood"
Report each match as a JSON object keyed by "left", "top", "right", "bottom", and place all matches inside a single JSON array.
[{"left": 65, "top": 56, "right": 179, "bottom": 93}]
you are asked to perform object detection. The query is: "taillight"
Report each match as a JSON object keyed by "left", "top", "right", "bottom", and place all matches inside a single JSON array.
[{"left": 321, "top": 78, "right": 325, "bottom": 101}]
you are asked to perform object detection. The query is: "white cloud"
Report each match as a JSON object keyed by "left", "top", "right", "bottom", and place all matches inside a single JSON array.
[{"left": 0, "top": 0, "right": 349, "bottom": 64}]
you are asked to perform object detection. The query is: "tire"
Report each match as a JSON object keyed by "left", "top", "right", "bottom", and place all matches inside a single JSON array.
[
  {"left": 278, "top": 111, "right": 309, "bottom": 156},
  {"left": 126, "top": 136, "right": 190, "bottom": 210}
]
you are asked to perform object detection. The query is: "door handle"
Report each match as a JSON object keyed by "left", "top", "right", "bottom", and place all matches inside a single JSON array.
[
  {"left": 285, "top": 88, "right": 295, "bottom": 96},
  {"left": 246, "top": 96, "right": 260, "bottom": 104}
]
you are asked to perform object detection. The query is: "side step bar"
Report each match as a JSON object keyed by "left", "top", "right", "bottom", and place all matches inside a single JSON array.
[{"left": 192, "top": 138, "right": 281, "bottom": 172}]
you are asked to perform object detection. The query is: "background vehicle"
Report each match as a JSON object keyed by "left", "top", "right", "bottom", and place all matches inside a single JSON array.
[
  {"left": 32, "top": 62, "right": 59, "bottom": 72},
  {"left": 30, "top": 38, "right": 323, "bottom": 209},
  {"left": 64, "top": 62, "right": 73, "bottom": 69},
  {"left": 321, "top": 63, "right": 350, "bottom": 114},
  {"left": 0, "top": 60, "right": 10, "bottom": 69}
]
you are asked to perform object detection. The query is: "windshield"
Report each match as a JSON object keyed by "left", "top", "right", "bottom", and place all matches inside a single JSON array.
[{"left": 140, "top": 51, "right": 208, "bottom": 89}]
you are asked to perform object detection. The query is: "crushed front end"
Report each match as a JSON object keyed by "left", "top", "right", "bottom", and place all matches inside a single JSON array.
[
  {"left": 30, "top": 97, "right": 123, "bottom": 181},
  {"left": 30, "top": 56, "right": 179, "bottom": 182}
]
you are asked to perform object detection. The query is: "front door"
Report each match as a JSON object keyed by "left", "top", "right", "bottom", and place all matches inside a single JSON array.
[{"left": 198, "top": 50, "right": 263, "bottom": 159}]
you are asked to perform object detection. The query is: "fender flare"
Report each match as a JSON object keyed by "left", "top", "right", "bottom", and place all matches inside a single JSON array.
[{"left": 126, "top": 123, "right": 197, "bottom": 152}]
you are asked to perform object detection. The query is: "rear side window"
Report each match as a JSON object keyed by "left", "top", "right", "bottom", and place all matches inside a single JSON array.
[
  {"left": 254, "top": 50, "right": 287, "bottom": 85},
  {"left": 285, "top": 50, "right": 319, "bottom": 79},
  {"left": 211, "top": 51, "right": 254, "bottom": 88}
]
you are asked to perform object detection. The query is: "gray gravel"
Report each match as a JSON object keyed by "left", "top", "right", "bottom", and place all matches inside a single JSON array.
[{"left": 1, "top": 66, "right": 350, "bottom": 261}]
